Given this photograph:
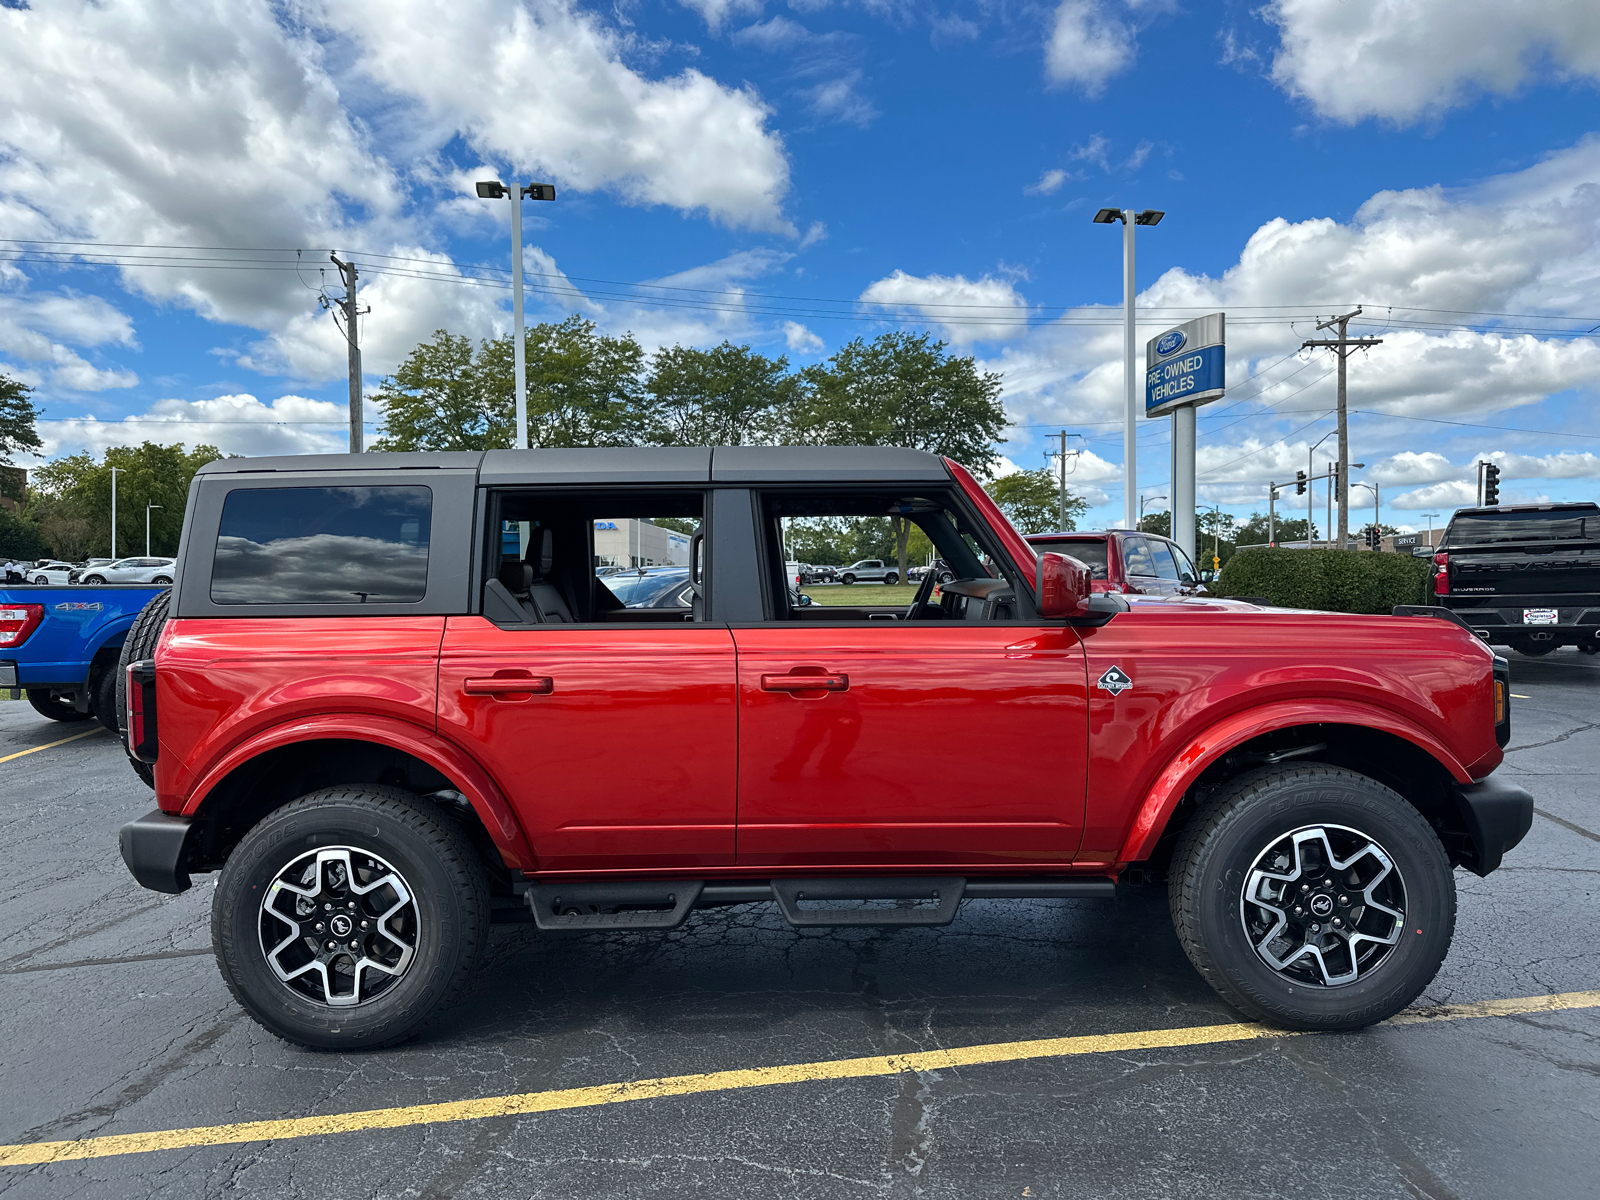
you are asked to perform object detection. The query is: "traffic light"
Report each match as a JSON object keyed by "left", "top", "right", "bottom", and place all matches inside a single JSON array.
[
  {"left": 1332, "top": 472, "right": 1340, "bottom": 501},
  {"left": 1295, "top": 470, "right": 1307, "bottom": 495},
  {"left": 1483, "top": 462, "right": 1500, "bottom": 506},
  {"left": 1366, "top": 527, "right": 1381, "bottom": 550}
]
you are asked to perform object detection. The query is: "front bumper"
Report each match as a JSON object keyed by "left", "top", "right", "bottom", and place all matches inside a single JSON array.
[
  {"left": 1451, "top": 777, "right": 1534, "bottom": 877},
  {"left": 119, "top": 809, "right": 200, "bottom": 894}
]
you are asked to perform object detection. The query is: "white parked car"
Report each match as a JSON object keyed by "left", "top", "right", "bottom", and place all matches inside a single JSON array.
[
  {"left": 80, "top": 557, "right": 175, "bottom": 585},
  {"left": 28, "top": 561, "right": 76, "bottom": 585}
]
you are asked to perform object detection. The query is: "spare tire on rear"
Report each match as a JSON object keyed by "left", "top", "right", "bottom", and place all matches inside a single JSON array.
[{"left": 116, "top": 588, "right": 170, "bottom": 789}]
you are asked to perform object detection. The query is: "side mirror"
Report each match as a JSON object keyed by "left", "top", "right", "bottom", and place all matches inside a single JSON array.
[{"left": 1036, "top": 551, "right": 1091, "bottom": 618}]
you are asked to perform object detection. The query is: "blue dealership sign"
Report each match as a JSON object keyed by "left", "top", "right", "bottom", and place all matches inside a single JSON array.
[{"left": 1146, "top": 313, "right": 1225, "bottom": 417}]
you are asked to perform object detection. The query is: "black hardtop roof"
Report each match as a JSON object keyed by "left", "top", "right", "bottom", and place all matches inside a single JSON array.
[
  {"left": 196, "top": 445, "right": 954, "bottom": 486},
  {"left": 1450, "top": 503, "right": 1600, "bottom": 516}
]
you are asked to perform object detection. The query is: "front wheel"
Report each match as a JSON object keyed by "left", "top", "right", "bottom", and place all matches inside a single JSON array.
[
  {"left": 32, "top": 575, "right": 48, "bottom": 586},
  {"left": 213, "top": 786, "right": 489, "bottom": 1050},
  {"left": 25, "top": 690, "right": 94, "bottom": 723},
  {"left": 841, "top": 573, "right": 855, "bottom": 585},
  {"left": 1168, "top": 763, "right": 1455, "bottom": 1031}
]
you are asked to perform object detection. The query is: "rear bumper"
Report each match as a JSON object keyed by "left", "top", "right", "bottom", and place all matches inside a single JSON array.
[
  {"left": 1451, "top": 776, "right": 1534, "bottom": 877},
  {"left": 1441, "top": 604, "right": 1600, "bottom": 643},
  {"left": 118, "top": 809, "right": 199, "bottom": 894}
]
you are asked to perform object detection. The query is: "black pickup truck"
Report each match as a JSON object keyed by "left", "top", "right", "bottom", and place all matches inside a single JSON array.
[{"left": 1433, "top": 502, "right": 1600, "bottom": 656}]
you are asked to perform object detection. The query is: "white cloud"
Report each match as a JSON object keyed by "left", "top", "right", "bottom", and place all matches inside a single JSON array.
[
  {"left": 1045, "top": 1, "right": 1135, "bottom": 97},
  {"left": 798, "top": 221, "right": 828, "bottom": 250},
  {"left": 30, "top": 393, "right": 351, "bottom": 462},
  {"left": 783, "top": 321, "right": 824, "bottom": 353},
  {"left": 804, "top": 71, "right": 879, "bottom": 126},
  {"left": 1026, "top": 169, "right": 1069, "bottom": 196},
  {"left": 1267, "top": 0, "right": 1600, "bottom": 125},
  {"left": 679, "top": 0, "right": 764, "bottom": 34},
  {"left": 0, "top": 280, "right": 139, "bottom": 393},
  {"left": 859, "top": 270, "right": 1030, "bottom": 346},
  {"left": 315, "top": 0, "right": 792, "bottom": 231}
]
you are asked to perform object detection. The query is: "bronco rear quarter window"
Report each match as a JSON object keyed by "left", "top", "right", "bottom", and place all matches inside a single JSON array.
[{"left": 211, "top": 486, "right": 433, "bottom": 605}]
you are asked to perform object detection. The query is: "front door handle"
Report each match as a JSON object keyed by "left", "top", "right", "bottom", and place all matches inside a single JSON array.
[
  {"left": 464, "top": 675, "right": 553, "bottom": 696},
  {"left": 761, "top": 672, "right": 848, "bottom": 692}
]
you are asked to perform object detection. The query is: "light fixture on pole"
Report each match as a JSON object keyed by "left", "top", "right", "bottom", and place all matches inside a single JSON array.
[
  {"left": 1094, "top": 206, "right": 1164, "bottom": 531},
  {"left": 145, "top": 503, "right": 163, "bottom": 557},
  {"left": 1422, "top": 511, "right": 1441, "bottom": 549},
  {"left": 1140, "top": 493, "right": 1167, "bottom": 524},
  {"left": 109, "top": 467, "right": 123, "bottom": 560},
  {"left": 1351, "top": 481, "right": 1379, "bottom": 549},
  {"left": 476, "top": 178, "right": 557, "bottom": 450}
]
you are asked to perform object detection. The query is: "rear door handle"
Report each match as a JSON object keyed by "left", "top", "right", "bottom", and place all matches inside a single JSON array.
[
  {"left": 464, "top": 675, "right": 553, "bottom": 696},
  {"left": 760, "top": 673, "right": 848, "bottom": 692}
]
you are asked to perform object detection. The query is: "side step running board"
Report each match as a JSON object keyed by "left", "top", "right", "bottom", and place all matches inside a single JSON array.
[
  {"left": 526, "top": 880, "right": 704, "bottom": 930},
  {"left": 522, "top": 876, "right": 1117, "bottom": 930},
  {"left": 771, "top": 876, "right": 964, "bottom": 927}
]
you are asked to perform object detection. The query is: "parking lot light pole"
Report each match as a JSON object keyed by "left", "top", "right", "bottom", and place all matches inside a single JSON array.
[
  {"left": 476, "top": 179, "right": 557, "bottom": 450},
  {"left": 1140, "top": 493, "right": 1166, "bottom": 526},
  {"left": 1307, "top": 430, "right": 1336, "bottom": 547},
  {"left": 109, "top": 467, "right": 122, "bottom": 560},
  {"left": 1093, "top": 207, "right": 1164, "bottom": 531},
  {"left": 146, "top": 503, "right": 163, "bottom": 557},
  {"left": 1423, "top": 511, "right": 1441, "bottom": 548}
]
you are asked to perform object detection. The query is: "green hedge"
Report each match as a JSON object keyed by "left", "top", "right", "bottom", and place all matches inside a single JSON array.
[{"left": 1213, "top": 547, "right": 1429, "bottom": 614}]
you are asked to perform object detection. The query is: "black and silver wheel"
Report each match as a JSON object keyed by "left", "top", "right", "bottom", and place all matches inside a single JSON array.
[
  {"left": 841, "top": 573, "right": 856, "bottom": 585},
  {"left": 151, "top": 575, "right": 172, "bottom": 585},
  {"left": 213, "top": 786, "right": 488, "bottom": 1050},
  {"left": 1169, "top": 763, "right": 1455, "bottom": 1030},
  {"left": 83, "top": 575, "right": 105, "bottom": 585},
  {"left": 25, "top": 689, "right": 93, "bottom": 723},
  {"left": 884, "top": 572, "right": 898, "bottom": 586}
]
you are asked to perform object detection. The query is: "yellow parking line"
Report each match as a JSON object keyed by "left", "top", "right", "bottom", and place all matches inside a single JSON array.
[
  {"left": 1511, "top": 693, "right": 1531, "bottom": 699},
  {"left": 0, "top": 728, "right": 102, "bottom": 765},
  {"left": 2, "top": 987, "right": 1596, "bottom": 1168}
]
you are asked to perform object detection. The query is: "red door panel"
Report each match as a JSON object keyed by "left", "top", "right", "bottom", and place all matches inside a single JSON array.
[
  {"left": 732, "top": 624, "right": 1089, "bottom": 867},
  {"left": 439, "top": 617, "right": 737, "bottom": 871}
]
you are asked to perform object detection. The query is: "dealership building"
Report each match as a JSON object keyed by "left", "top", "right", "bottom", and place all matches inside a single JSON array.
[{"left": 593, "top": 519, "right": 691, "bottom": 568}]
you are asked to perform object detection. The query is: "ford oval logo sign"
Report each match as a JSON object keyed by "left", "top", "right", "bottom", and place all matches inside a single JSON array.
[{"left": 1155, "top": 329, "right": 1186, "bottom": 356}]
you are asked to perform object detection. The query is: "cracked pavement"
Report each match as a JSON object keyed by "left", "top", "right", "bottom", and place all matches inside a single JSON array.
[{"left": 0, "top": 650, "right": 1597, "bottom": 1199}]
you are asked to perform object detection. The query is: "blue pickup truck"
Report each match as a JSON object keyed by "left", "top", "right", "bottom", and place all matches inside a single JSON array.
[{"left": 0, "top": 585, "right": 169, "bottom": 728}]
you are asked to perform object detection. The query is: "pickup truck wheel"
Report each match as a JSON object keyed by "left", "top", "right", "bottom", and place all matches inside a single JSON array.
[
  {"left": 25, "top": 690, "right": 94, "bottom": 723},
  {"left": 213, "top": 785, "right": 489, "bottom": 1050},
  {"left": 884, "top": 572, "right": 898, "bottom": 586},
  {"left": 1168, "top": 763, "right": 1454, "bottom": 1031},
  {"left": 841, "top": 573, "right": 856, "bottom": 585},
  {"left": 91, "top": 664, "right": 119, "bottom": 733}
]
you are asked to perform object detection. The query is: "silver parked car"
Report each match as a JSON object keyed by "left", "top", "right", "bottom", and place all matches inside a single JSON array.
[
  {"left": 80, "top": 557, "right": 175, "bottom": 585},
  {"left": 837, "top": 559, "right": 900, "bottom": 585}
]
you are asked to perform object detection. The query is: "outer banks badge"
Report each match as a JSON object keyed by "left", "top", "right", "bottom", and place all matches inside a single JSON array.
[{"left": 1096, "top": 665, "right": 1133, "bottom": 696}]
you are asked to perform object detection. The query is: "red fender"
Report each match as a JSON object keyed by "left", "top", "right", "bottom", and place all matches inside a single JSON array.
[
  {"left": 1116, "top": 700, "right": 1473, "bottom": 865},
  {"left": 180, "top": 713, "right": 537, "bottom": 871}
]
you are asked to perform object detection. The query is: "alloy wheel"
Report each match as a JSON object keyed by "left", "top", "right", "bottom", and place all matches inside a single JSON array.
[
  {"left": 1238, "top": 823, "right": 1407, "bottom": 987},
  {"left": 259, "top": 846, "right": 419, "bottom": 1007}
]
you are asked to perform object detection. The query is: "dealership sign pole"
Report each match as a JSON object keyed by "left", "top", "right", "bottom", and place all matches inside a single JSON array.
[{"left": 1145, "top": 313, "right": 1225, "bottom": 563}]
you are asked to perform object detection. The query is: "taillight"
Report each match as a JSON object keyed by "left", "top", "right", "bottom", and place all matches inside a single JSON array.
[
  {"left": 0, "top": 604, "right": 43, "bottom": 648},
  {"left": 1433, "top": 551, "right": 1449, "bottom": 596},
  {"left": 126, "top": 659, "right": 158, "bottom": 763}
]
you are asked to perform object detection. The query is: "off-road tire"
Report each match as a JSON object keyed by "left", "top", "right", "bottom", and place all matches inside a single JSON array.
[
  {"left": 115, "top": 588, "right": 169, "bottom": 788},
  {"left": 25, "top": 689, "right": 93, "bottom": 722},
  {"left": 213, "top": 786, "right": 489, "bottom": 1051},
  {"left": 1168, "top": 763, "right": 1455, "bottom": 1031}
]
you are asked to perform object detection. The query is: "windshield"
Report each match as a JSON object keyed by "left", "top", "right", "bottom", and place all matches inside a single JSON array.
[
  {"left": 1445, "top": 508, "right": 1600, "bottom": 546},
  {"left": 1029, "top": 538, "right": 1109, "bottom": 579},
  {"left": 605, "top": 570, "right": 690, "bottom": 607}
]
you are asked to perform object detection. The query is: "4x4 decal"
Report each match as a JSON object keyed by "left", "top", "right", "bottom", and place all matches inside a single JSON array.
[{"left": 1096, "top": 665, "right": 1133, "bottom": 696}]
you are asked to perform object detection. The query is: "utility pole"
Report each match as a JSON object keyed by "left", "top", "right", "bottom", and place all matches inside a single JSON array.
[
  {"left": 329, "top": 255, "right": 369, "bottom": 453},
  {"left": 109, "top": 467, "right": 121, "bottom": 560},
  {"left": 1050, "top": 431, "right": 1083, "bottom": 531},
  {"left": 1303, "top": 308, "right": 1382, "bottom": 549}
]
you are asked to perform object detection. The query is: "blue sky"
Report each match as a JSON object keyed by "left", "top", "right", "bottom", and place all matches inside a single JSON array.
[{"left": 3, "top": 0, "right": 1600, "bottom": 532}]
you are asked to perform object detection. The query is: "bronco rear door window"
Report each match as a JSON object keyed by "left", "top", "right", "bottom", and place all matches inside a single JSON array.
[{"left": 211, "top": 485, "right": 433, "bottom": 604}]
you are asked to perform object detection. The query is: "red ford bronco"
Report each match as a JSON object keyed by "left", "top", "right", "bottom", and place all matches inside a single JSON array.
[{"left": 116, "top": 447, "right": 1531, "bottom": 1049}]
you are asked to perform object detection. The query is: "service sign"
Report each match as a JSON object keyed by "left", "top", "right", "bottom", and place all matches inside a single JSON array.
[{"left": 1145, "top": 312, "right": 1225, "bottom": 417}]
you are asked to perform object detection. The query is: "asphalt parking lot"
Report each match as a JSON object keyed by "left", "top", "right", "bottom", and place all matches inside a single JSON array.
[{"left": 0, "top": 655, "right": 1596, "bottom": 1200}]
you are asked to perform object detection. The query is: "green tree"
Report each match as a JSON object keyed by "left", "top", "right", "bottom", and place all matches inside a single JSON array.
[
  {"left": 646, "top": 341, "right": 801, "bottom": 446},
  {"left": 1233, "top": 512, "right": 1316, "bottom": 547},
  {"left": 1137, "top": 511, "right": 1171, "bottom": 537},
  {"left": 0, "top": 373, "right": 43, "bottom": 502},
  {"left": 374, "top": 317, "right": 648, "bottom": 451},
  {"left": 31, "top": 442, "right": 224, "bottom": 558},
  {"left": 0, "top": 506, "right": 49, "bottom": 560},
  {"left": 986, "top": 467, "right": 1089, "bottom": 534},
  {"left": 370, "top": 331, "right": 503, "bottom": 452}
]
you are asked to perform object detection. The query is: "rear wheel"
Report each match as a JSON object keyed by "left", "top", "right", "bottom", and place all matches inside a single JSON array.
[
  {"left": 151, "top": 575, "right": 172, "bottom": 585},
  {"left": 91, "top": 664, "right": 119, "bottom": 733},
  {"left": 1168, "top": 763, "right": 1455, "bottom": 1030},
  {"left": 25, "top": 689, "right": 93, "bottom": 722},
  {"left": 213, "top": 786, "right": 489, "bottom": 1050},
  {"left": 884, "top": 572, "right": 898, "bottom": 586},
  {"left": 83, "top": 575, "right": 105, "bottom": 585}
]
